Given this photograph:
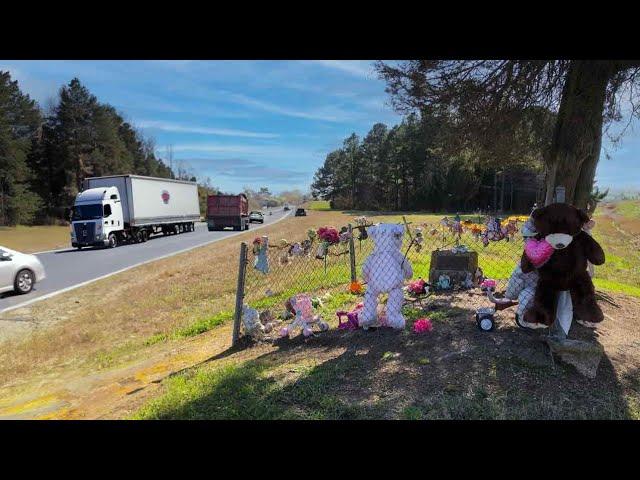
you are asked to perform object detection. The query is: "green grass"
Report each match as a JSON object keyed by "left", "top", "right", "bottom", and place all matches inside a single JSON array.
[
  {"left": 306, "top": 200, "right": 332, "bottom": 211},
  {"left": 593, "top": 278, "right": 640, "bottom": 298},
  {"left": 144, "top": 310, "right": 234, "bottom": 346},
  {"left": 134, "top": 355, "right": 382, "bottom": 420}
]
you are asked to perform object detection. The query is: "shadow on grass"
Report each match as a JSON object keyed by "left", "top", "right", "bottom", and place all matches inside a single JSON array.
[{"left": 136, "top": 302, "right": 637, "bottom": 420}]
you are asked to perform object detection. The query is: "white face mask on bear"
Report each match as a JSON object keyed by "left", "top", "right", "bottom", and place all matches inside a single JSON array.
[{"left": 545, "top": 233, "right": 573, "bottom": 250}]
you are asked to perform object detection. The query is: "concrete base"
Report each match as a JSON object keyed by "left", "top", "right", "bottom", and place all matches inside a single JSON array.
[{"left": 546, "top": 336, "right": 604, "bottom": 379}]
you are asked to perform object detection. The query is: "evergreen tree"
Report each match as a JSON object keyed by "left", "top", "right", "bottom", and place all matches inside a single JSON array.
[{"left": 0, "top": 71, "right": 43, "bottom": 225}]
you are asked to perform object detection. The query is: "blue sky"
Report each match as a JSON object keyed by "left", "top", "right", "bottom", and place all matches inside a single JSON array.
[{"left": 0, "top": 60, "right": 637, "bottom": 195}]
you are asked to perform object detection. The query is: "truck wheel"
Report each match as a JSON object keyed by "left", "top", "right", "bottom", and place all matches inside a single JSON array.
[
  {"left": 107, "top": 233, "right": 118, "bottom": 248},
  {"left": 141, "top": 230, "right": 149, "bottom": 242}
]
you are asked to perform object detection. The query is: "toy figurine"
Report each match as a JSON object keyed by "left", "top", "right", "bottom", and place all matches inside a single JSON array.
[
  {"left": 436, "top": 274, "right": 451, "bottom": 290},
  {"left": 253, "top": 236, "right": 269, "bottom": 274}
]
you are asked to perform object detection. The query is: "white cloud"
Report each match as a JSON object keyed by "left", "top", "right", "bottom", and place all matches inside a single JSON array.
[
  {"left": 159, "top": 142, "right": 319, "bottom": 161},
  {"left": 224, "top": 91, "right": 356, "bottom": 123},
  {"left": 311, "top": 60, "right": 374, "bottom": 79},
  {"left": 136, "top": 120, "right": 279, "bottom": 138}
]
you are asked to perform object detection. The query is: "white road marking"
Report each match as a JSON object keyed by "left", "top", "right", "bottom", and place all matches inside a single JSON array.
[{"left": 0, "top": 211, "right": 291, "bottom": 314}]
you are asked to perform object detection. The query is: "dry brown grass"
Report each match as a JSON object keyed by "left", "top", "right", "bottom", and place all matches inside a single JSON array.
[
  {"left": 1, "top": 203, "right": 639, "bottom": 418},
  {"left": 0, "top": 225, "right": 70, "bottom": 253},
  {"left": 0, "top": 210, "right": 351, "bottom": 397}
]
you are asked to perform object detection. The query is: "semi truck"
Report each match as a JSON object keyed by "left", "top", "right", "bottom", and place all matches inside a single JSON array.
[
  {"left": 206, "top": 193, "right": 250, "bottom": 231},
  {"left": 70, "top": 175, "right": 200, "bottom": 249}
]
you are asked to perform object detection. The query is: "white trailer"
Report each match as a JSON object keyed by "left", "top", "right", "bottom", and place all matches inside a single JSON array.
[{"left": 71, "top": 175, "right": 200, "bottom": 249}]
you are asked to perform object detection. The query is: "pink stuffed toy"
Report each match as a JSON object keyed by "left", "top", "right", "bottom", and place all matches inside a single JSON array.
[{"left": 279, "top": 294, "right": 329, "bottom": 338}]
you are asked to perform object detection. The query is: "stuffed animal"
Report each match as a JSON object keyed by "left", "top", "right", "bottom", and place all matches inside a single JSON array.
[
  {"left": 280, "top": 293, "right": 329, "bottom": 338},
  {"left": 241, "top": 304, "right": 265, "bottom": 338},
  {"left": 521, "top": 203, "right": 605, "bottom": 328},
  {"left": 360, "top": 224, "right": 413, "bottom": 329}
]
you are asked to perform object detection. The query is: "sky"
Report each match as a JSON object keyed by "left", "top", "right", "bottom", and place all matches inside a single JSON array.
[{"left": 0, "top": 60, "right": 638, "bottom": 196}]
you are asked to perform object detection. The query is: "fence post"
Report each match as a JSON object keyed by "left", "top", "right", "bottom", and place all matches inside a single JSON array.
[
  {"left": 348, "top": 224, "right": 357, "bottom": 283},
  {"left": 232, "top": 242, "right": 248, "bottom": 347},
  {"left": 550, "top": 185, "right": 568, "bottom": 340}
]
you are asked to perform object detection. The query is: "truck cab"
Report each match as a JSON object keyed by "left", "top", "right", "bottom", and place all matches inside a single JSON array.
[{"left": 71, "top": 186, "right": 124, "bottom": 249}]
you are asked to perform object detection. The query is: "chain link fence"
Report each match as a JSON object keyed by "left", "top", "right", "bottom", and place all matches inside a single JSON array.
[{"left": 232, "top": 214, "right": 536, "bottom": 345}]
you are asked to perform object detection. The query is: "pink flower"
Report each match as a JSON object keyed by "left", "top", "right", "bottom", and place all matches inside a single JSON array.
[
  {"left": 408, "top": 279, "right": 427, "bottom": 295},
  {"left": 481, "top": 279, "right": 497, "bottom": 289},
  {"left": 413, "top": 318, "right": 433, "bottom": 334},
  {"left": 317, "top": 226, "right": 340, "bottom": 244}
]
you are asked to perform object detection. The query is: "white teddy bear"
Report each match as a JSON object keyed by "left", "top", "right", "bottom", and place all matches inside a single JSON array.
[{"left": 360, "top": 223, "right": 413, "bottom": 329}]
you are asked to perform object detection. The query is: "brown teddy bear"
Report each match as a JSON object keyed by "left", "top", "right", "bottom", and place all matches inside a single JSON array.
[{"left": 521, "top": 203, "right": 605, "bottom": 328}]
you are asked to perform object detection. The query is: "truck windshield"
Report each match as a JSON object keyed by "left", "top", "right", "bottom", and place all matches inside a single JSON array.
[{"left": 72, "top": 204, "right": 104, "bottom": 221}]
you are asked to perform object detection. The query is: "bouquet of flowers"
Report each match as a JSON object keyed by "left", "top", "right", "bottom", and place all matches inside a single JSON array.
[
  {"left": 316, "top": 226, "right": 340, "bottom": 259},
  {"left": 317, "top": 226, "right": 340, "bottom": 244},
  {"left": 407, "top": 278, "right": 428, "bottom": 296}
]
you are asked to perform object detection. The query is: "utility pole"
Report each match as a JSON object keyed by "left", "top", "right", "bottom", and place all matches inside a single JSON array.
[
  {"left": 500, "top": 171, "right": 505, "bottom": 213},
  {"left": 166, "top": 144, "right": 174, "bottom": 177}
]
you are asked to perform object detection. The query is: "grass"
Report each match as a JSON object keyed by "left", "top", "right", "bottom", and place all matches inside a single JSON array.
[
  {"left": 0, "top": 225, "right": 70, "bottom": 253},
  {"left": 2, "top": 200, "right": 640, "bottom": 419},
  {"left": 615, "top": 200, "right": 640, "bottom": 219},
  {"left": 0, "top": 211, "right": 345, "bottom": 394},
  {"left": 306, "top": 200, "right": 332, "bottom": 211},
  {"left": 135, "top": 347, "right": 383, "bottom": 420},
  {"left": 132, "top": 200, "right": 640, "bottom": 420},
  {"left": 135, "top": 309, "right": 640, "bottom": 420}
]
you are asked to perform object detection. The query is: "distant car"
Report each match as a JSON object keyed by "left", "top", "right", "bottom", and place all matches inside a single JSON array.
[
  {"left": 295, "top": 208, "right": 307, "bottom": 217},
  {"left": 249, "top": 211, "right": 264, "bottom": 223},
  {"left": 283, "top": 205, "right": 291, "bottom": 211},
  {"left": 0, "top": 246, "right": 46, "bottom": 295}
]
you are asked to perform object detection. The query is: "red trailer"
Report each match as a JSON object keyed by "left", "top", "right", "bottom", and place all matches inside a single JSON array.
[{"left": 206, "top": 193, "right": 250, "bottom": 231}]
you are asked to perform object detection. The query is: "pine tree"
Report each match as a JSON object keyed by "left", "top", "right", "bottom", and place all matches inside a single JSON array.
[{"left": 0, "top": 71, "right": 43, "bottom": 225}]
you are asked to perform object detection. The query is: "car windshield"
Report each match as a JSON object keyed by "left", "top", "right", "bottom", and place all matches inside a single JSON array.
[
  {"left": 72, "top": 204, "right": 104, "bottom": 221},
  {"left": 250, "top": 212, "right": 262, "bottom": 215}
]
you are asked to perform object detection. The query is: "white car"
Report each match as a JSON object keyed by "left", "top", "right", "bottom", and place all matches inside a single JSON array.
[
  {"left": 0, "top": 246, "right": 46, "bottom": 295},
  {"left": 249, "top": 211, "right": 264, "bottom": 223}
]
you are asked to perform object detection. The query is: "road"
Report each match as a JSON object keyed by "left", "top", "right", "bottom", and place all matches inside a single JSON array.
[{"left": 0, "top": 208, "right": 290, "bottom": 313}]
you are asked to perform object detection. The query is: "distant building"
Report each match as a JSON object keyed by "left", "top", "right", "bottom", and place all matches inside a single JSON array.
[{"left": 478, "top": 168, "right": 545, "bottom": 214}]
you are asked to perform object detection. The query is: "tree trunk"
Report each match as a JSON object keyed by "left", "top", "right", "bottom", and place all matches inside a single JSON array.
[{"left": 544, "top": 61, "right": 615, "bottom": 208}]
